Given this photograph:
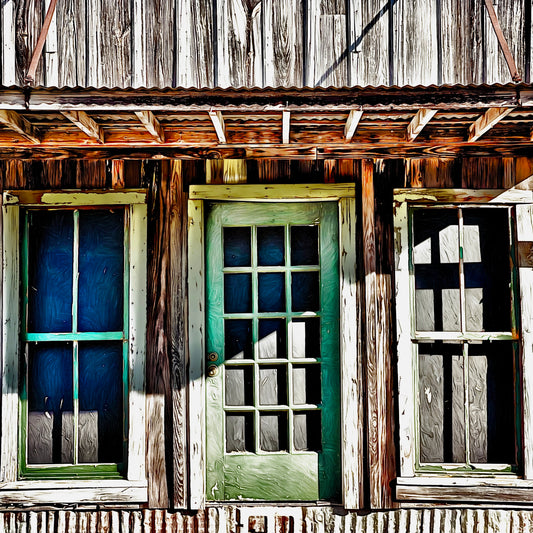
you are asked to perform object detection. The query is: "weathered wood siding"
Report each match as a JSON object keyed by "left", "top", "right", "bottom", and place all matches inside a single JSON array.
[
  {"left": 2, "top": 508, "right": 533, "bottom": 532},
  {"left": 7, "top": 0, "right": 533, "bottom": 87}
]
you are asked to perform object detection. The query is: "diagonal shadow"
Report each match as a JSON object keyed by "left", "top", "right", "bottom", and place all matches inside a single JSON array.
[{"left": 315, "top": 0, "right": 399, "bottom": 87}]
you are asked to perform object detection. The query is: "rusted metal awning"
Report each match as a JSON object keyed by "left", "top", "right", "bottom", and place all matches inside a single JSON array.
[{"left": 0, "top": 83, "right": 530, "bottom": 160}]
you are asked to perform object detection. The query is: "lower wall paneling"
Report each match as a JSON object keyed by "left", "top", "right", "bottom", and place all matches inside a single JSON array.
[{"left": 1, "top": 508, "right": 533, "bottom": 532}]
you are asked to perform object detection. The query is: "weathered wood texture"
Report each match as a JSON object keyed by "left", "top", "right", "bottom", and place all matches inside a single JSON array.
[
  {"left": 1, "top": 508, "right": 533, "bottom": 532},
  {"left": 6, "top": 0, "right": 532, "bottom": 87}
]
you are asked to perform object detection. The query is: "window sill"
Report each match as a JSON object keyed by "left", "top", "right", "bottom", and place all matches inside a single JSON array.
[
  {"left": 0, "top": 480, "right": 147, "bottom": 505},
  {"left": 397, "top": 476, "right": 533, "bottom": 503}
]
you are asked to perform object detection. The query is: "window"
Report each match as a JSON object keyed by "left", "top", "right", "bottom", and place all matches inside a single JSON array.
[
  {"left": 187, "top": 184, "right": 361, "bottom": 508},
  {"left": 1, "top": 191, "right": 147, "bottom": 504},
  {"left": 394, "top": 189, "right": 533, "bottom": 503}
]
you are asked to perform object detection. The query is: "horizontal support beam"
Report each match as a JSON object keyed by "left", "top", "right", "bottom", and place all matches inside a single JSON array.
[
  {"left": 406, "top": 109, "right": 438, "bottom": 141},
  {"left": 0, "top": 110, "right": 40, "bottom": 143},
  {"left": 1, "top": 140, "right": 533, "bottom": 160},
  {"left": 344, "top": 109, "right": 363, "bottom": 141},
  {"left": 61, "top": 111, "right": 104, "bottom": 143},
  {"left": 134, "top": 111, "right": 165, "bottom": 143},
  {"left": 468, "top": 107, "right": 515, "bottom": 142},
  {"left": 208, "top": 109, "right": 226, "bottom": 143}
]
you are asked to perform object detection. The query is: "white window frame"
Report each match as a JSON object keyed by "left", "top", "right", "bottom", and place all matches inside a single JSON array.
[
  {"left": 1, "top": 190, "right": 147, "bottom": 504},
  {"left": 187, "top": 183, "right": 361, "bottom": 509},
  {"left": 394, "top": 188, "right": 533, "bottom": 503}
]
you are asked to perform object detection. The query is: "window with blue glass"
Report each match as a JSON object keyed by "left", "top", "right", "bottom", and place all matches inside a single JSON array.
[{"left": 21, "top": 208, "right": 128, "bottom": 478}]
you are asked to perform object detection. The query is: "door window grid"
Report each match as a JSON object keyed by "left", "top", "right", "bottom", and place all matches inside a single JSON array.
[
  {"left": 409, "top": 205, "right": 519, "bottom": 473},
  {"left": 223, "top": 223, "right": 321, "bottom": 455},
  {"left": 19, "top": 208, "right": 129, "bottom": 478}
]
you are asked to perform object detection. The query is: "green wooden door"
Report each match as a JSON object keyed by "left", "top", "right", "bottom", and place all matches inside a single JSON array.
[{"left": 206, "top": 202, "right": 340, "bottom": 501}]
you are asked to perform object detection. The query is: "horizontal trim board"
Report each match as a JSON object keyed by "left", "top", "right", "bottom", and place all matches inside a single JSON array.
[
  {"left": 190, "top": 184, "right": 356, "bottom": 201},
  {"left": 394, "top": 188, "right": 533, "bottom": 204},
  {"left": 4, "top": 190, "right": 147, "bottom": 206}
]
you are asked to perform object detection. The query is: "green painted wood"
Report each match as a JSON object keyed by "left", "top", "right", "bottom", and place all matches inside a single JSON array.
[{"left": 206, "top": 202, "right": 340, "bottom": 502}]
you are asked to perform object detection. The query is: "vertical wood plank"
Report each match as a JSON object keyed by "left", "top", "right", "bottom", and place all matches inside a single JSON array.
[
  {"left": 393, "top": 0, "right": 439, "bottom": 85},
  {"left": 188, "top": 199, "right": 206, "bottom": 509},
  {"left": 339, "top": 197, "right": 363, "bottom": 509},
  {"left": 176, "top": 0, "right": 214, "bottom": 87},
  {"left": 132, "top": 0, "right": 146, "bottom": 87},
  {"left": 216, "top": 0, "right": 262, "bottom": 87},
  {"left": 145, "top": 0, "right": 175, "bottom": 87},
  {"left": 43, "top": 0, "right": 58, "bottom": 86},
  {"left": 169, "top": 160, "right": 188, "bottom": 509},
  {"left": 306, "top": 0, "right": 348, "bottom": 86},
  {"left": 146, "top": 161, "right": 171, "bottom": 507},
  {"left": 440, "top": 0, "right": 484, "bottom": 84},
  {"left": 112, "top": 160, "right": 125, "bottom": 189},
  {"left": 263, "top": 0, "right": 304, "bottom": 86},
  {"left": 347, "top": 0, "right": 390, "bottom": 86},
  {"left": 57, "top": 0, "right": 86, "bottom": 86},
  {"left": 2, "top": 0, "right": 17, "bottom": 85}
]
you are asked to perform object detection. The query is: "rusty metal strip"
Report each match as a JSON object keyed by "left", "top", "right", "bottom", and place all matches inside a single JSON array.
[
  {"left": 24, "top": 0, "right": 59, "bottom": 85},
  {"left": 483, "top": 0, "right": 521, "bottom": 82}
]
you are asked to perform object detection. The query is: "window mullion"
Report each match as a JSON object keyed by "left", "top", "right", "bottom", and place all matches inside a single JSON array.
[
  {"left": 72, "top": 210, "right": 80, "bottom": 466},
  {"left": 458, "top": 208, "right": 466, "bottom": 334}
]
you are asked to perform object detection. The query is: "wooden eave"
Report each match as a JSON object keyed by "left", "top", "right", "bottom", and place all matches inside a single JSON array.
[{"left": 0, "top": 83, "right": 532, "bottom": 159}]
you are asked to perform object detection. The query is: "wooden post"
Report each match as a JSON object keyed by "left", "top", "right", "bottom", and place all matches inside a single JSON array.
[
  {"left": 362, "top": 158, "right": 396, "bottom": 509},
  {"left": 169, "top": 160, "right": 188, "bottom": 509},
  {"left": 146, "top": 160, "right": 171, "bottom": 508}
]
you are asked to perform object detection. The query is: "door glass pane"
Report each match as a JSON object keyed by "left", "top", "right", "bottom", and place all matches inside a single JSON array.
[
  {"left": 224, "top": 273, "right": 252, "bottom": 313},
  {"left": 418, "top": 342, "right": 465, "bottom": 463},
  {"left": 291, "top": 226, "right": 318, "bottom": 265},
  {"left": 226, "top": 413, "right": 254, "bottom": 452},
  {"left": 259, "top": 366, "right": 287, "bottom": 405},
  {"left": 258, "top": 319, "right": 286, "bottom": 359},
  {"left": 293, "top": 364, "right": 321, "bottom": 405},
  {"left": 258, "top": 273, "right": 285, "bottom": 312},
  {"left": 413, "top": 210, "right": 461, "bottom": 332},
  {"left": 294, "top": 411, "right": 321, "bottom": 451},
  {"left": 260, "top": 412, "right": 287, "bottom": 451},
  {"left": 225, "top": 319, "right": 253, "bottom": 359},
  {"left": 291, "top": 318, "right": 320, "bottom": 358},
  {"left": 28, "top": 343, "right": 73, "bottom": 464},
  {"left": 258, "top": 226, "right": 284, "bottom": 266},
  {"left": 78, "top": 342, "right": 123, "bottom": 463},
  {"left": 468, "top": 342, "right": 516, "bottom": 464},
  {"left": 225, "top": 366, "right": 254, "bottom": 406},
  {"left": 291, "top": 272, "right": 319, "bottom": 312},
  {"left": 78, "top": 210, "right": 124, "bottom": 332},
  {"left": 224, "top": 227, "right": 251, "bottom": 267},
  {"left": 463, "top": 209, "right": 511, "bottom": 332},
  {"left": 28, "top": 211, "right": 73, "bottom": 333}
]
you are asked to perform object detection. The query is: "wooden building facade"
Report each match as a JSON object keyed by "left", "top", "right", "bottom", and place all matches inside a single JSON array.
[{"left": 0, "top": 1, "right": 532, "bottom": 531}]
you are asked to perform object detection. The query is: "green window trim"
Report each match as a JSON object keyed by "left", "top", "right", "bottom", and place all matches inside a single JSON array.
[{"left": 0, "top": 190, "right": 148, "bottom": 504}]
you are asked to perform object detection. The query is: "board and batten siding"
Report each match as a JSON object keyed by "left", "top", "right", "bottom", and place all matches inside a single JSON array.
[{"left": 7, "top": 0, "right": 532, "bottom": 88}]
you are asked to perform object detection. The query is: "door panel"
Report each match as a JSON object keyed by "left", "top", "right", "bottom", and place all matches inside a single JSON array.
[{"left": 206, "top": 202, "right": 340, "bottom": 501}]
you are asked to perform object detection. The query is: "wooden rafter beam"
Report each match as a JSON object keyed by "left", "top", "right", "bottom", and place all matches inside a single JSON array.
[
  {"left": 344, "top": 109, "right": 363, "bottom": 141},
  {"left": 468, "top": 107, "right": 514, "bottom": 142},
  {"left": 209, "top": 109, "right": 226, "bottom": 143},
  {"left": 61, "top": 111, "right": 104, "bottom": 143},
  {"left": 406, "top": 109, "right": 437, "bottom": 142},
  {"left": 282, "top": 110, "right": 290, "bottom": 144},
  {"left": 0, "top": 110, "right": 40, "bottom": 144},
  {"left": 135, "top": 111, "right": 165, "bottom": 143}
]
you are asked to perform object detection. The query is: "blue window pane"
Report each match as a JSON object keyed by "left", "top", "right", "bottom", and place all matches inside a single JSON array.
[
  {"left": 225, "top": 319, "right": 253, "bottom": 359},
  {"left": 224, "top": 227, "right": 251, "bottom": 267},
  {"left": 28, "top": 343, "right": 73, "bottom": 464},
  {"left": 292, "top": 272, "right": 319, "bottom": 312},
  {"left": 224, "top": 273, "right": 252, "bottom": 313},
  {"left": 79, "top": 342, "right": 123, "bottom": 463},
  {"left": 259, "top": 273, "right": 285, "bottom": 312},
  {"left": 28, "top": 211, "right": 73, "bottom": 333},
  {"left": 291, "top": 226, "right": 318, "bottom": 266},
  {"left": 258, "top": 227, "right": 285, "bottom": 266},
  {"left": 78, "top": 210, "right": 124, "bottom": 332}
]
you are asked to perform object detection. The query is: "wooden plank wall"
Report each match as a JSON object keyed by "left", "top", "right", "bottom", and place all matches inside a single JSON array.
[{"left": 7, "top": 0, "right": 532, "bottom": 87}]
